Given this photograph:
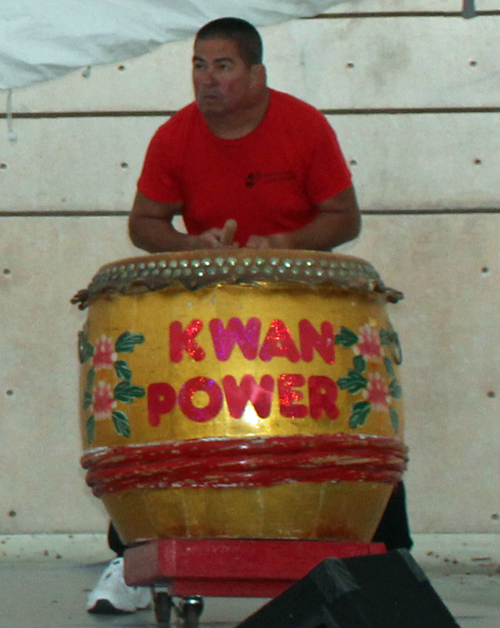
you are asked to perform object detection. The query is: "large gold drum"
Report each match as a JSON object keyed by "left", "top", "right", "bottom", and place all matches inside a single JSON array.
[{"left": 73, "top": 249, "right": 407, "bottom": 546}]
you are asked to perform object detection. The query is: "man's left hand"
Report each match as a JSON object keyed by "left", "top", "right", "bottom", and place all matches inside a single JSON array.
[{"left": 245, "top": 233, "right": 291, "bottom": 249}]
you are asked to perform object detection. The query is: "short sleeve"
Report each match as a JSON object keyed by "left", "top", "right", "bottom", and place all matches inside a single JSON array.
[
  {"left": 305, "top": 114, "right": 352, "bottom": 204},
  {"left": 137, "top": 124, "right": 183, "bottom": 203}
]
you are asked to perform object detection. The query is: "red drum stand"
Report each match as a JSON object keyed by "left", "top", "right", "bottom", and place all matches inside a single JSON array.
[{"left": 124, "top": 539, "right": 386, "bottom": 626}]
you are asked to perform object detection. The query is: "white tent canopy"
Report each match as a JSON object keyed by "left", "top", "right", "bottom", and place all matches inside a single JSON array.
[{"left": 0, "top": 0, "right": 354, "bottom": 91}]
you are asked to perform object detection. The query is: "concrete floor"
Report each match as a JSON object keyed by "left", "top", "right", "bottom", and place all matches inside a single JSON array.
[{"left": 0, "top": 534, "right": 498, "bottom": 627}]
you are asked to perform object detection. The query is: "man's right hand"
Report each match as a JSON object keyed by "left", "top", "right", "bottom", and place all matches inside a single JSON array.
[
  {"left": 197, "top": 227, "right": 239, "bottom": 249},
  {"left": 129, "top": 192, "right": 241, "bottom": 252}
]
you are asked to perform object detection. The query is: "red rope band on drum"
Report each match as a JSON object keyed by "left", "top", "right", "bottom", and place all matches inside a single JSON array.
[{"left": 82, "top": 434, "right": 408, "bottom": 497}]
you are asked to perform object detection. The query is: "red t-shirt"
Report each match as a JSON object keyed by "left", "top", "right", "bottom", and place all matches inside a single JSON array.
[{"left": 137, "top": 89, "right": 352, "bottom": 246}]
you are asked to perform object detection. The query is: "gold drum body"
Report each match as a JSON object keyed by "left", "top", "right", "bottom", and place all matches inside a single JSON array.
[{"left": 75, "top": 250, "right": 406, "bottom": 545}]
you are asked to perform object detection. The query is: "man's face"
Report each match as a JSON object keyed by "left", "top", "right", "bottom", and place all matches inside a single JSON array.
[{"left": 192, "top": 38, "right": 259, "bottom": 116}]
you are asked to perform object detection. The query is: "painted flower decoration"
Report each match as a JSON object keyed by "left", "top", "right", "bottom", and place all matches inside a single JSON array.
[
  {"left": 354, "top": 324, "right": 383, "bottom": 362},
  {"left": 92, "top": 381, "right": 116, "bottom": 420},
  {"left": 336, "top": 324, "right": 402, "bottom": 432},
  {"left": 362, "top": 372, "right": 392, "bottom": 412},
  {"left": 79, "top": 329, "right": 146, "bottom": 444},
  {"left": 93, "top": 335, "right": 117, "bottom": 370}
]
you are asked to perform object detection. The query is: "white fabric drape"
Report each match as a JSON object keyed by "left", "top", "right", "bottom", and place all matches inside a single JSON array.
[{"left": 0, "top": 0, "right": 354, "bottom": 90}]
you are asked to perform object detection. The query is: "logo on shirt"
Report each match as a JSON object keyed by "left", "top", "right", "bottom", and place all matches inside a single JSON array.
[{"left": 245, "top": 170, "right": 296, "bottom": 188}]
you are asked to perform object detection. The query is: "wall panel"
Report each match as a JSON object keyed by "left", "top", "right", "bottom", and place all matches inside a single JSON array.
[
  {"left": 1, "top": 113, "right": 497, "bottom": 212},
  {"left": 0, "top": 217, "right": 139, "bottom": 533},
  {"left": 327, "top": 0, "right": 498, "bottom": 13},
  {"left": 0, "top": 117, "right": 160, "bottom": 212},
  {"left": 331, "top": 113, "right": 499, "bottom": 211},
  {"left": 1, "top": 38, "right": 194, "bottom": 115},
  {"left": 266, "top": 17, "right": 500, "bottom": 109},
  {"left": 3, "top": 14, "right": 498, "bottom": 113}
]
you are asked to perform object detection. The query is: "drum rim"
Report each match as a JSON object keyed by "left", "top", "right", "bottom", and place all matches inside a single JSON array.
[{"left": 72, "top": 248, "right": 403, "bottom": 309}]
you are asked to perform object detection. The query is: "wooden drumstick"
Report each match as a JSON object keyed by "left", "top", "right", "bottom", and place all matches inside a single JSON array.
[{"left": 220, "top": 219, "right": 237, "bottom": 245}]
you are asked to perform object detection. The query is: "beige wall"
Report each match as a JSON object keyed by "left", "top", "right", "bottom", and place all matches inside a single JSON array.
[{"left": 1, "top": 0, "right": 499, "bottom": 535}]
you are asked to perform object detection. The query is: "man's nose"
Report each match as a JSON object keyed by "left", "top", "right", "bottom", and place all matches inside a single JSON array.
[{"left": 202, "top": 67, "right": 218, "bottom": 85}]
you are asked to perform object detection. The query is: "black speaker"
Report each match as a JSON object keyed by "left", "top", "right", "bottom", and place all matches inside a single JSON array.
[{"left": 235, "top": 549, "right": 461, "bottom": 628}]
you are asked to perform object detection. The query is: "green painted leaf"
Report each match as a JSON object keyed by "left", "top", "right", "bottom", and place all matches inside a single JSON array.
[
  {"left": 389, "top": 378, "right": 403, "bottom": 399},
  {"left": 353, "top": 355, "right": 367, "bottom": 373},
  {"left": 114, "top": 381, "right": 133, "bottom": 402},
  {"left": 384, "top": 357, "right": 396, "bottom": 378},
  {"left": 129, "top": 385, "right": 146, "bottom": 399},
  {"left": 390, "top": 406, "right": 400, "bottom": 433},
  {"left": 335, "top": 327, "right": 359, "bottom": 348},
  {"left": 83, "top": 389, "right": 93, "bottom": 411},
  {"left": 349, "top": 401, "right": 371, "bottom": 429},
  {"left": 115, "top": 331, "right": 145, "bottom": 353},
  {"left": 381, "top": 327, "right": 403, "bottom": 365},
  {"left": 86, "top": 367, "right": 95, "bottom": 388},
  {"left": 112, "top": 411, "right": 131, "bottom": 438},
  {"left": 115, "top": 359, "right": 132, "bottom": 380},
  {"left": 114, "top": 380, "right": 146, "bottom": 403},
  {"left": 78, "top": 331, "right": 94, "bottom": 363},
  {"left": 87, "top": 416, "right": 95, "bottom": 444},
  {"left": 380, "top": 328, "right": 391, "bottom": 346},
  {"left": 338, "top": 370, "right": 368, "bottom": 394}
]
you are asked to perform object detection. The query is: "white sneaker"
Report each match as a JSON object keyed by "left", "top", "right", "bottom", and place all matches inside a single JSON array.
[{"left": 87, "top": 557, "right": 152, "bottom": 614}]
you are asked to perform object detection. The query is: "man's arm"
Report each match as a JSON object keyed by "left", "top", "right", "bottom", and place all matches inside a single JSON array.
[
  {"left": 245, "top": 185, "right": 361, "bottom": 251},
  {"left": 129, "top": 191, "right": 236, "bottom": 252}
]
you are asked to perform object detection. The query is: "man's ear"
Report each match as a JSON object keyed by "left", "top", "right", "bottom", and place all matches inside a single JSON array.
[{"left": 250, "top": 63, "right": 267, "bottom": 87}]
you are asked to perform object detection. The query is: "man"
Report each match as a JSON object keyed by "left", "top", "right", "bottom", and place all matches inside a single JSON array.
[
  {"left": 128, "top": 17, "right": 361, "bottom": 253},
  {"left": 87, "top": 17, "right": 409, "bottom": 615}
]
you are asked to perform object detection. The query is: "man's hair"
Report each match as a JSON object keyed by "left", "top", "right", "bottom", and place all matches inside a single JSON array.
[{"left": 195, "top": 17, "right": 263, "bottom": 66}]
